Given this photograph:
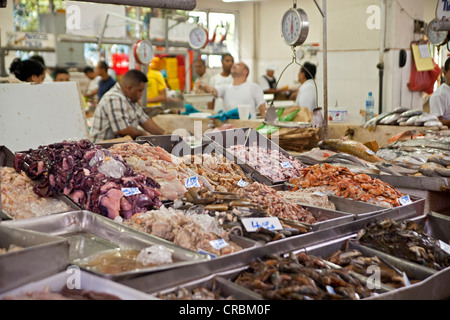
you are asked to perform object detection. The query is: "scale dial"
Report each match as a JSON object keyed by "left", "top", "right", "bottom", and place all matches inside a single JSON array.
[
  {"left": 133, "top": 40, "right": 153, "bottom": 65},
  {"left": 281, "top": 8, "right": 309, "bottom": 47},
  {"left": 189, "top": 26, "right": 209, "bottom": 50},
  {"left": 427, "top": 19, "right": 448, "bottom": 46}
]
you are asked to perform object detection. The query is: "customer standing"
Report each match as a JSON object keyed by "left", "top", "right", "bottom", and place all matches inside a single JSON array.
[
  {"left": 96, "top": 61, "right": 116, "bottom": 102},
  {"left": 9, "top": 58, "right": 46, "bottom": 83}
]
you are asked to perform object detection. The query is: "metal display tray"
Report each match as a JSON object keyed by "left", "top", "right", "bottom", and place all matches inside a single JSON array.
[
  {"left": 118, "top": 204, "right": 424, "bottom": 294},
  {"left": 0, "top": 224, "right": 69, "bottom": 293},
  {"left": 1, "top": 210, "right": 210, "bottom": 281},
  {"left": 203, "top": 127, "right": 296, "bottom": 186},
  {"left": 153, "top": 267, "right": 261, "bottom": 300},
  {"left": 0, "top": 270, "right": 156, "bottom": 300},
  {"left": 409, "top": 211, "right": 450, "bottom": 244},
  {"left": 369, "top": 174, "right": 450, "bottom": 192}
]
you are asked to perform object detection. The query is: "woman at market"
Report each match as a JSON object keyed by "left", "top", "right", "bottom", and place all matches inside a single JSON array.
[
  {"left": 430, "top": 57, "right": 450, "bottom": 127},
  {"left": 197, "top": 61, "right": 267, "bottom": 119},
  {"left": 90, "top": 69, "right": 166, "bottom": 143},
  {"left": 8, "top": 58, "right": 46, "bottom": 84}
]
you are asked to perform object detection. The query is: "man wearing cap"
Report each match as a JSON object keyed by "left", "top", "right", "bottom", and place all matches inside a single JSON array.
[
  {"left": 259, "top": 64, "right": 289, "bottom": 97},
  {"left": 147, "top": 57, "right": 168, "bottom": 107}
]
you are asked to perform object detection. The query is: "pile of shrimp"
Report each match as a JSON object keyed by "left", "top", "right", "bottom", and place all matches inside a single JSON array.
[
  {"left": 1, "top": 167, "right": 70, "bottom": 219},
  {"left": 289, "top": 164, "right": 404, "bottom": 208}
]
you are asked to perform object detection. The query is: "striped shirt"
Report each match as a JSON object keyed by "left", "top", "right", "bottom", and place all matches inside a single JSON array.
[{"left": 90, "top": 83, "right": 149, "bottom": 142}]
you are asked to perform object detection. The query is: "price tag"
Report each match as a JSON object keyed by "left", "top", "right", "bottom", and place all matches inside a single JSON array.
[
  {"left": 439, "top": 240, "right": 450, "bottom": 255},
  {"left": 185, "top": 176, "right": 201, "bottom": 188},
  {"left": 121, "top": 187, "right": 141, "bottom": 197},
  {"left": 281, "top": 161, "right": 293, "bottom": 168},
  {"left": 366, "top": 149, "right": 375, "bottom": 155},
  {"left": 241, "top": 217, "right": 283, "bottom": 232},
  {"left": 198, "top": 249, "right": 217, "bottom": 259},
  {"left": 399, "top": 195, "right": 412, "bottom": 206},
  {"left": 237, "top": 179, "right": 248, "bottom": 187},
  {"left": 209, "top": 239, "right": 229, "bottom": 250}
]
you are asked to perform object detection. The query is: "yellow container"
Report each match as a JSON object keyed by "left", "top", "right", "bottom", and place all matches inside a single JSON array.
[
  {"left": 166, "top": 58, "right": 178, "bottom": 79},
  {"left": 167, "top": 78, "right": 180, "bottom": 91}
]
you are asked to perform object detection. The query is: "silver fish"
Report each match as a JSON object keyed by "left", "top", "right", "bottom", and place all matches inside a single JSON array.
[
  {"left": 419, "top": 163, "right": 445, "bottom": 177},
  {"left": 393, "top": 107, "right": 411, "bottom": 114},
  {"left": 405, "top": 115, "right": 420, "bottom": 126},
  {"left": 415, "top": 114, "right": 439, "bottom": 125},
  {"left": 322, "top": 153, "right": 369, "bottom": 167},
  {"left": 397, "top": 139, "right": 450, "bottom": 151},
  {"left": 376, "top": 148, "right": 408, "bottom": 162},
  {"left": 400, "top": 109, "right": 424, "bottom": 118},
  {"left": 392, "top": 156, "right": 425, "bottom": 170},
  {"left": 428, "top": 153, "right": 450, "bottom": 166},
  {"left": 382, "top": 113, "right": 402, "bottom": 125},
  {"left": 424, "top": 120, "right": 443, "bottom": 127},
  {"left": 376, "top": 162, "right": 418, "bottom": 176},
  {"left": 363, "top": 112, "right": 394, "bottom": 131},
  {"left": 397, "top": 117, "right": 410, "bottom": 124},
  {"left": 434, "top": 167, "right": 450, "bottom": 177}
]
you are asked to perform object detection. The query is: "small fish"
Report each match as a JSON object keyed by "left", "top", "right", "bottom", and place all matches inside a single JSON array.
[
  {"left": 434, "top": 167, "right": 450, "bottom": 177},
  {"left": 397, "top": 117, "right": 410, "bottom": 124},
  {"left": 322, "top": 153, "right": 369, "bottom": 167},
  {"left": 424, "top": 120, "right": 443, "bottom": 127},
  {"left": 392, "top": 156, "right": 425, "bottom": 170},
  {"left": 376, "top": 162, "right": 418, "bottom": 176},
  {"left": 419, "top": 163, "right": 445, "bottom": 177},
  {"left": 405, "top": 115, "right": 421, "bottom": 126},
  {"left": 319, "top": 139, "right": 384, "bottom": 163},
  {"left": 363, "top": 112, "right": 394, "bottom": 132},
  {"left": 415, "top": 114, "right": 439, "bottom": 125},
  {"left": 393, "top": 107, "right": 411, "bottom": 114},
  {"left": 376, "top": 148, "right": 407, "bottom": 162},
  {"left": 381, "top": 113, "right": 402, "bottom": 125},
  {"left": 397, "top": 139, "right": 450, "bottom": 151},
  {"left": 400, "top": 109, "right": 424, "bottom": 118},
  {"left": 428, "top": 153, "right": 450, "bottom": 166}
]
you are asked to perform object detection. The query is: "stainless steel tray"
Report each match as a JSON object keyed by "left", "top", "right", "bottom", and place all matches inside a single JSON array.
[
  {"left": 410, "top": 212, "right": 450, "bottom": 244},
  {"left": 0, "top": 270, "right": 156, "bottom": 300},
  {"left": 0, "top": 224, "right": 69, "bottom": 293},
  {"left": 203, "top": 128, "right": 297, "bottom": 186},
  {"left": 369, "top": 174, "right": 450, "bottom": 192},
  {"left": 327, "top": 195, "right": 387, "bottom": 219},
  {"left": 1, "top": 210, "right": 210, "bottom": 281},
  {"left": 153, "top": 267, "right": 261, "bottom": 300}
]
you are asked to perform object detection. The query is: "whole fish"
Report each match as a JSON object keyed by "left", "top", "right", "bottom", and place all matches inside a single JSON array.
[
  {"left": 419, "top": 163, "right": 445, "bottom": 177},
  {"left": 376, "top": 162, "right": 418, "bottom": 176},
  {"left": 376, "top": 148, "right": 407, "bottom": 162},
  {"left": 381, "top": 113, "right": 402, "bottom": 125},
  {"left": 397, "top": 139, "right": 450, "bottom": 151},
  {"left": 392, "top": 156, "right": 425, "bottom": 170},
  {"left": 400, "top": 109, "right": 424, "bottom": 118},
  {"left": 424, "top": 120, "right": 443, "bottom": 127},
  {"left": 387, "top": 130, "right": 421, "bottom": 144},
  {"left": 319, "top": 139, "right": 384, "bottom": 163},
  {"left": 415, "top": 114, "right": 439, "bottom": 125},
  {"left": 405, "top": 115, "right": 421, "bottom": 126},
  {"left": 322, "top": 153, "right": 369, "bottom": 167},
  {"left": 434, "top": 167, "right": 450, "bottom": 177},
  {"left": 397, "top": 117, "right": 410, "bottom": 124},
  {"left": 393, "top": 107, "right": 411, "bottom": 114},
  {"left": 363, "top": 112, "right": 394, "bottom": 132},
  {"left": 428, "top": 153, "right": 450, "bottom": 166}
]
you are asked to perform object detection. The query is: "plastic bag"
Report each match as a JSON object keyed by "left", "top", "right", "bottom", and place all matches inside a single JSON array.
[
  {"left": 408, "top": 59, "right": 441, "bottom": 94},
  {"left": 89, "top": 149, "right": 126, "bottom": 179}
]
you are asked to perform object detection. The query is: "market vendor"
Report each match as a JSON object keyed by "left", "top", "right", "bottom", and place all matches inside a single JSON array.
[
  {"left": 90, "top": 69, "right": 165, "bottom": 142},
  {"left": 197, "top": 61, "right": 267, "bottom": 119},
  {"left": 430, "top": 57, "right": 450, "bottom": 126},
  {"left": 146, "top": 57, "right": 168, "bottom": 107},
  {"left": 290, "top": 62, "right": 317, "bottom": 112}
]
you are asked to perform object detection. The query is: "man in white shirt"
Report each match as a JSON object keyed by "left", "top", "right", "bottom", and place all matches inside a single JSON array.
[
  {"left": 294, "top": 62, "right": 317, "bottom": 112},
  {"left": 209, "top": 53, "right": 234, "bottom": 111},
  {"left": 430, "top": 58, "right": 450, "bottom": 126},
  {"left": 198, "top": 62, "right": 267, "bottom": 119}
]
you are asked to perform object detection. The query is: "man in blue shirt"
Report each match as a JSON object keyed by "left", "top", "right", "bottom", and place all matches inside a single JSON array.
[{"left": 96, "top": 61, "right": 116, "bottom": 102}]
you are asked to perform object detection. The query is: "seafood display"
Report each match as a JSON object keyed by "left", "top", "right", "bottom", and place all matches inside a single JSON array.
[
  {"left": 237, "top": 182, "right": 317, "bottom": 224},
  {"left": 108, "top": 143, "right": 192, "bottom": 201},
  {"left": 226, "top": 144, "right": 305, "bottom": 182},
  {"left": 1, "top": 167, "right": 71, "bottom": 220},
  {"left": 182, "top": 153, "right": 252, "bottom": 193},
  {"left": 277, "top": 190, "right": 336, "bottom": 210},
  {"left": 13, "top": 140, "right": 162, "bottom": 220},
  {"left": 123, "top": 207, "right": 243, "bottom": 256},
  {"left": 327, "top": 248, "right": 420, "bottom": 289},
  {"left": 158, "top": 283, "right": 235, "bottom": 300},
  {"left": 234, "top": 252, "right": 373, "bottom": 300},
  {"left": 179, "top": 188, "right": 308, "bottom": 242},
  {"left": 289, "top": 164, "right": 404, "bottom": 208},
  {"left": 375, "top": 132, "right": 450, "bottom": 177},
  {"left": 363, "top": 109, "right": 445, "bottom": 132},
  {"left": 356, "top": 219, "right": 450, "bottom": 271},
  {"left": 2, "top": 286, "right": 121, "bottom": 300}
]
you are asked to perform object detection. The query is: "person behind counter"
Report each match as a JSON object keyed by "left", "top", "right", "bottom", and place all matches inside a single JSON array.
[
  {"left": 52, "top": 67, "right": 70, "bottom": 82},
  {"left": 90, "top": 69, "right": 165, "bottom": 143},
  {"left": 83, "top": 66, "right": 100, "bottom": 100},
  {"left": 193, "top": 58, "right": 213, "bottom": 94},
  {"left": 9, "top": 58, "right": 46, "bottom": 84},
  {"left": 291, "top": 62, "right": 317, "bottom": 112},
  {"left": 259, "top": 64, "right": 289, "bottom": 97},
  {"left": 430, "top": 57, "right": 450, "bottom": 126},
  {"left": 96, "top": 61, "right": 116, "bottom": 102},
  {"left": 29, "top": 55, "right": 53, "bottom": 83},
  {"left": 209, "top": 53, "right": 234, "bottom": 111},
  {"left": 198, "top": 61, "right": 267, "bottom": 119},
  {"left": 146, "top": 57, "right": 168, "bottom": 107}
]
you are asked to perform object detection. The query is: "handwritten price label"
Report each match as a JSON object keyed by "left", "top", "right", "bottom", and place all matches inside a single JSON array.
[
  {"left": 281, "top": 161, "right": 293, "bottom": 168},
  {"left": 209, "top": 239, "right": 229, "bottom": 250},
  {"left": 185, "top": 176, "right": 201, "bottom": 188},
  {"left": 237, "top": 179, "right": 248, "bottom": 187},
  {"left": 399, "top": 195, "right": 412, "bottom": 206},
  {"left": 121, "top": 187, "right": 141, "bottom": 197},
  {"left": 241, "top": 217, "right": 283, "bottom": 232}
]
